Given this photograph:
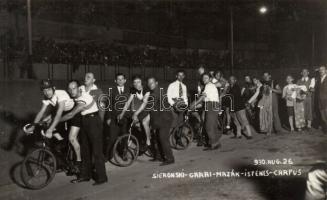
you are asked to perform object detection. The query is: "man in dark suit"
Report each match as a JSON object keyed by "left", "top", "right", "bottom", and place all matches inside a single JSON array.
[
  {"left": 317, "top": 66, "right": 327, "bottom": 132},
  {"left": 105, "top": 73, "right": 130, "bottom": 159},
  {"left": 147, "top": 77, "right": 175, "bottom": 166}
]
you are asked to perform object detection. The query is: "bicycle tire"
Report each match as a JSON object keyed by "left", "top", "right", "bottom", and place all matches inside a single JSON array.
[
  {"left": 21, "top": 148, "right": 57, "bottom": 190},
  {"left": 113, "top": 134, "right": 139, "bottom": 167},
  {"left": 170, "top": 124, "right": 192, "bottom": 150},
  {"left": 182, "top": 123, "right": 194, "bottom": 142}
]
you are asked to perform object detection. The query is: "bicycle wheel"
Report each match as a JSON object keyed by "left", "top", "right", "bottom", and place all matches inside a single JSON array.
[
  {"left": 113, "top": 134, "right": 139, "bottom": 167},
  {"left": 181, "top": 123, "right": 194, "bottom": 142},
  {"left": 170, "top": 125, "right": 192, "bottom": 150},
  {"left": 21, "top": 148, "right": 57, "bottom": 190}
]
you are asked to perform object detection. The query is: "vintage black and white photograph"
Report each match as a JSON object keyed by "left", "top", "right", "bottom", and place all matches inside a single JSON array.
[{"left": 0, "top": 0, "right": 327, "bottom": 199}]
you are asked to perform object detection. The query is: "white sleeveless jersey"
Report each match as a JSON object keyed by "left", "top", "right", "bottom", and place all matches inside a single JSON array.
[{"left": 42, "top": 90, "right": 75, "bottom": 111}]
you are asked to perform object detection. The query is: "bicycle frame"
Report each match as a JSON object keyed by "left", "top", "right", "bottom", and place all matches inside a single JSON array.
[{"left": 126, "top": 122, "right": 135, "bottom": 144}]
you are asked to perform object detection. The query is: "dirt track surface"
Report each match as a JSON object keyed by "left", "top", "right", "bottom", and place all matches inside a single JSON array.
[{"left": 1, "top": 129, "right": 326, "bottom": 200}]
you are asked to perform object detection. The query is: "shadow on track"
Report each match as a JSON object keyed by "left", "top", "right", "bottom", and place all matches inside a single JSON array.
[
  {"left": 0, "top": 109, "right": 36, "bottom": 156},
  {"left": 9, "top": 161, "right": 28, "bottom": 189}
]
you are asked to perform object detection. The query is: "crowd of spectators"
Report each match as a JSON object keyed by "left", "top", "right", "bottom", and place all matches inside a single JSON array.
[{"left": 32, "top": 37, "right": 278, "bottom": 72}]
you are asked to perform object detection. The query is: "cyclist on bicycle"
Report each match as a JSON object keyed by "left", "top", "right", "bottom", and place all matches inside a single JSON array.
[
  {"left": 118, "top": 75, "right": 151, "bottom": 147},
  {"left": 27, "top": 80, "right": 75, "bottom": 140}
]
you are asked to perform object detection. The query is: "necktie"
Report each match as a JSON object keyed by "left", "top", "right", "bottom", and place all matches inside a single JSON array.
[
  {"left": 119, "top": 87, "right": 123, "bottom": 94},
  {"left": 179, "top": 83, "right": 183, "bottom": 98},
  {"left": 136, "top": 89, "right": 142, "bottom": 94}
]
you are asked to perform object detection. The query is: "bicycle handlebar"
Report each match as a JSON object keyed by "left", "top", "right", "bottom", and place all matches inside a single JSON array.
[{"left": 23, "top": 122, "right": 48, "bottom": 136}]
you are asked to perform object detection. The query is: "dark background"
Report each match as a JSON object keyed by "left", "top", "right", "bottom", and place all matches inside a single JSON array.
[{"left": 0, "top": 0, "right": 326, "bottom": 80}]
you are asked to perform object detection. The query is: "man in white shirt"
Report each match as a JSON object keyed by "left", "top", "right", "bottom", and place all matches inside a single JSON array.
[
  {"left": 190, "top": 73, "right": 221, "bottom": 151},
  {"left": 61, "top": 80, "right": 107, "bottom": 185},
  {"left": 79, "top": 72, "right": 105, "bottom": 121},
  {"left": 27, "top": 80, "right": 75, "bottom": 139},
  {"left": 167, "top": 70, "right": 188, "bottom": 128},
  {"left": 79, "top": 72, "right": 98, "bottom": 95}
]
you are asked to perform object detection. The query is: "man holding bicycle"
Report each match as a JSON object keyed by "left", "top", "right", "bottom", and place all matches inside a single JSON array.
[
  {"left": 147, "top": 76, "right": 175, "bottom": 166},
  {"left": 60, "top": 80, "right": 108, "bottom": 185},
  {"left": 190, "top": 73, "right": 221, "bottom": 151}
]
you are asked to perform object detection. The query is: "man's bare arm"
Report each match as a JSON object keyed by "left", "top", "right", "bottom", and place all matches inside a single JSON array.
[
  {"left": 33, "top": 103, "right": 49, "bottom": 124},
  {"left": 60, "top": 102, "right": 86, "bottom": 122},
  {"left": 190, "top": 95, "right": 205, "bottom": 110}
]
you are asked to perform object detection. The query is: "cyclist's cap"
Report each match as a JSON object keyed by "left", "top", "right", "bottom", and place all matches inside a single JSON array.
[{"left": 40, "top": 79, "right": 54, "bottom": 90}]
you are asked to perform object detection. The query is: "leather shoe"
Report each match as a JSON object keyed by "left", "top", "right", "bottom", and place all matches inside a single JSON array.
[
  {"left": 70, "top": 177, "right": 90, "bottom": 184},
  {"left": 93, "top": 179, "right": 108, "bottom": 186},
  {"left": 160, "top": 160, "right": 175, "bottom": 166}
]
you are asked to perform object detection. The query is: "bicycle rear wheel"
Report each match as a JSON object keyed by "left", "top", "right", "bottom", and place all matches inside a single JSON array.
[
  {"left": 21, "top": 148, "right": 57, "bottom": 190},
  {"left": 113, "top": 134, "right": 139, "bottom": 167}
]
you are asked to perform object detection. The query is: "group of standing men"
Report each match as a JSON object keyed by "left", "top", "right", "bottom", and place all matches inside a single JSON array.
[{"left": 27, "top": 64, "right": 327, "bottom": 190}]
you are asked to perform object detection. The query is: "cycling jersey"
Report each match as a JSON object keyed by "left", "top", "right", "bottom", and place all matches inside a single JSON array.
[
  {"left": 42, "top": 90, "right": 75, "bottom": 111},
  {"left": 76, "top": 93, "right": 99, "bottom": 116}
]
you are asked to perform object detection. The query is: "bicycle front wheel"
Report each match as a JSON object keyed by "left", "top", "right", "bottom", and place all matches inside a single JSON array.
[
  {"left": 21, "top": 148, "right": 57, "bottom": 190},
  {"left": 170, "top": 124, "right": 192, "bottom": 150},
  {"left": 113, "top": 134, "right": 139, "bottom": 167}
]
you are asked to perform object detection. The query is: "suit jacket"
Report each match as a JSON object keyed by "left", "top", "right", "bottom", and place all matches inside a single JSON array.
[
  {"left": 317, "top": 76, "right": 327, "bottom": 110},
  {"left": 105, "top": 86, "right": 130, "bottom": 120}
]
